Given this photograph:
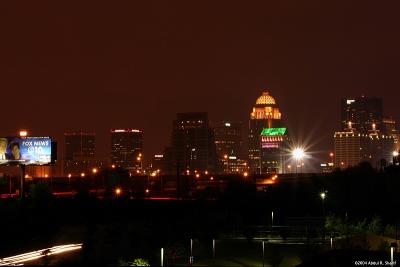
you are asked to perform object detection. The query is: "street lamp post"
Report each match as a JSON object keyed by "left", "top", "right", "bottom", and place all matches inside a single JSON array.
[
  {"left": 329, "top": 152, "right": 334, "bottom": 165},
  {"left": 292, "top": 148, "right": 305, "bottom": 174},
  {"left": 390, "top": 243, "right": 397, "bottom": 267},
  {"left": 18, "top": 130, "right": 28, "bottom": 200},
  {"left": 271, "top": 211, "right": 274, "bottom": 228},
  {"left": 161, "top": 248, "right": 164, "bottom": 267},
  {"left": 223, "top": 154, "right": 228, "bottom": 173},
  {"left": 212, "top": 239, "right": 215, "bottom": 264},
  {"left": 262, "top": 240, "right": 265, "bottom": 267},
  {"left": 20, "top": 165, "right": 26, "bottom": 200},
  {"left": 320, "top": 191, "right": 327, "bottom": 215},
  {"left": 189, "top": 238, "right": 193, "bottom": 266}
]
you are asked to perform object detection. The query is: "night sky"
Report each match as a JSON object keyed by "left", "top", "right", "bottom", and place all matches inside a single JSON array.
[{"left": 1, "top": 1, "right": 399, "bottom": 164}]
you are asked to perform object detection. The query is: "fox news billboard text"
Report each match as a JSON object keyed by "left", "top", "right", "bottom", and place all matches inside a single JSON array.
[{"left": 0, "top": 137, "right": 53, "bottom": 165}]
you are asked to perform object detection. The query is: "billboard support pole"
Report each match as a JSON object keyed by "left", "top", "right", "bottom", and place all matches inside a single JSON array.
[{"left": 20, "top": 165, "right": 25, "bottom": 200}]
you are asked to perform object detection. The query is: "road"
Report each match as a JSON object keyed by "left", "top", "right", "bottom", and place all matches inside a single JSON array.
[{"left": 0, "top": 243, "right": 82, "bottom": 266}]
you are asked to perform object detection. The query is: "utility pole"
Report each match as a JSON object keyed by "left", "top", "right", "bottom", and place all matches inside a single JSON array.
[{"left": 20, "top": 165, "right": 26, "bottom": 200}]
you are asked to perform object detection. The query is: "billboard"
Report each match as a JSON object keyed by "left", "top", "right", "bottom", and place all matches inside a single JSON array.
[{"left": 0, "top": 137, "right": 53, "bottom": 165}]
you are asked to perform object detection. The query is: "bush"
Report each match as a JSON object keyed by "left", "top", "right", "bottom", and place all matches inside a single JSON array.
[
  {"left": 117, "top": 258, "right": 150, "bottom": 266},
  {"left": 29, "top": 181, "right": 53, "bottom": 205},
  {"left": 367, "top": 216, "right": 383, "bottom": 235}
]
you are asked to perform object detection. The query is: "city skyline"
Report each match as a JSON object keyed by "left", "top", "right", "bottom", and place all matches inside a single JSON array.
[
  {"left": 1, "top": 2, "right": 400, "bottom": 164},
  {"left": 1, "top": 3, "right": 400, "bottom": 266},
  {"left": 0, "top": 90, "right": 398, "bottom": 166}
]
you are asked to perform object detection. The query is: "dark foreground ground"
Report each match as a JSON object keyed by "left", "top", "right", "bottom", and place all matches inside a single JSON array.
[{"left": 0, "top": 197, "right": 398, "bottom": 266}]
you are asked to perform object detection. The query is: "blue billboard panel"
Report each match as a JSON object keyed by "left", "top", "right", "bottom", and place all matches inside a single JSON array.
[{"left": 0, "top": 137, "right": 52, "bottom": 165}]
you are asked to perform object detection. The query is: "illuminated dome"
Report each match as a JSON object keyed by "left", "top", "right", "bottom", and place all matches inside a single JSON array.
[{"left": 256, "top": 91, "right": 276, "bottom": 105}]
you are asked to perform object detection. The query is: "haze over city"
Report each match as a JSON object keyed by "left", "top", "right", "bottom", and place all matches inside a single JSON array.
[{"left": 1, "top": 1, "right": 400, "bottom": 162}]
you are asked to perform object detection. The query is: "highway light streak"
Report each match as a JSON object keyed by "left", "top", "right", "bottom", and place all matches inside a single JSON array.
[{"left": 0, "top": 243, "right": 82, "bottom": 265}]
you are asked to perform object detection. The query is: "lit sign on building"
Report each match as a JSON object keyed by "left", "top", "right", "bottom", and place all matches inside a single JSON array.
[
  {"left": 260, "top": 128, "right": 287, "bottom": 149},
  {"left": 0, "top": 137, "right": 53, "bottom": 165},
  {"left": 261, "top": 128, "right": 287, "bottom": 136},
  {"left": 262, "top": 143, "right": 279, "bottom": 148}
]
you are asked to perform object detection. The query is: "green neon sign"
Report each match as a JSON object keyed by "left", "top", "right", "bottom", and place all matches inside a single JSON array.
[{"left": 260, "top": 128, "right": 287, "bottom": 136}]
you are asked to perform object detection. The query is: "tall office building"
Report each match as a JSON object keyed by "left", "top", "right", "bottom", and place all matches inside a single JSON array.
[
  {"left": 336, "top": 96, "right": 397, "bottom": 168},
  {"left": 334, "top": 126, "right": 395, "bottom": 169},
  {"left": 382, "top": 117, "right": 399, "bottom": 148},
  {"left": 260, "top": 127, "right": 290, "bottom": 174},
  {"left": 110, "top": 129, "right": 143, "bottom": 172},
  {"left": 214, "top": 121, "right": 243, "bottom": 157},
  {"left": 64, "top": 132, "right": 96, "bottom": 175},
  {"left": 214, "top": 121, "right": 246, "bottom": 174},
  {"left": 334, "top": 131, "right": 365, "bottom": 168},
  {"left": 165, "top": 112, "right": 218, "bottom": 173},
  {"left": 248, "top": 90, "right": 284, "bottom": 174},
  {"left": 341, "top": 96, "right": 383, "bottom": 133}
]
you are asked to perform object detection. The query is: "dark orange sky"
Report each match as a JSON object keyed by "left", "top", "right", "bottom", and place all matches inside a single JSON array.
[{"left": 1, "top": 1, "right": 399, "bottom": 163}]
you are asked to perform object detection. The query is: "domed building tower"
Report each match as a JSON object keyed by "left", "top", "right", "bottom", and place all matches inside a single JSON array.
[{"left": 248, "top": 90, "right": 285, "bottom": 174}]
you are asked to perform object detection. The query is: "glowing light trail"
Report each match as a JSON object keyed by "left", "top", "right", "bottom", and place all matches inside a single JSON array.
[{"left": 0, "top": 243, "right": 82, "bottom": 265}]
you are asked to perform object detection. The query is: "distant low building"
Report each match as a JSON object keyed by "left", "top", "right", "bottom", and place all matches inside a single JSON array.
[{"left": 319, "top": 162, "right": 335, "bottom": 173}]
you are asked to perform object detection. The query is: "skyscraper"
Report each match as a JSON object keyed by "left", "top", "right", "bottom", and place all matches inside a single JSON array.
[
  {"left": 248, "top": 90, "right": 283, "bottom": 174},
  {"left": 336, "top": 96, "right": 396, "bottom": 168},
  {"left": 214, "top": 121, "right": 246, "bottom": 174},
  {"left": 214, "top": 121, "right": 243, "bottom": 158},
  {"left": 110, "top": 129, "right": 143, "bottom": 172},
  {"left": 64, "top": 132, "right": 96, "bottom": 175},
  {"left": 260, "top": 127, "right": 290, "bottom": 174},
  {"left": 382, "top": 117, "right": 399, "bottom": 148},
  {"left": 334, "top": 131, "right": 365, "bottom": 168},
  {"left": 334, "top": 130, "right": 395, "bottom": 168},
  {"left": 341, "top": 96, "right": 383, "bottom": 133},
  {"left": 165, "top": 112, "right": 218, "bottom": 174}
]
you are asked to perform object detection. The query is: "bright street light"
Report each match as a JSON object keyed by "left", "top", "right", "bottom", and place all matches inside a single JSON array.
[
  {"left": 115, "top": 188, "right": 121, "bottom": 195},
  {"left": 19, "top": 130, "right": 28, "bottom": 137},
  {"left": 292, "top": 148, "right": 305, "bottom": 160},
  {"left": 320, "top": 192, "right": 326, "bottom": 200},
  {"left": 393, "top": 151, "right": 399, "bottom": 157}
]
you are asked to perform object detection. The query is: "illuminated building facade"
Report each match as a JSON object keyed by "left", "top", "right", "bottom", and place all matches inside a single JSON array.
[
  {"left": 334, "top": 130, "right": 395, "bottom": 168},
  {"left": 214, "top": 121, "right": 245, "bottom": 173},
  {"left": 166, "top": 112, "right": 218, "bottom": 173},
  {"left": 111, "top": 129, "right": 143, "bottom": 172},
  {"left": 334, "top": 131, "right": 364, "bottom": 168},
  {"left": 382, "top": 117, "right": 399, "bottom": 149},
  {"left": 260, "top": 127, "right": 290, "bottom": 173},
  {"left": 248, "top": 90, "right": 284, "bottom": 174},
  {"left": 337, "top": 96, "right": 397, "bottom": 168},
  {"left": 214, "top": 121, "right": 243, "bottom": 158},
  {"left": 222, "top": 155, "right": 248, "bottom": 174},
  {"left": 64, "top": 132, "right": 96, "bottom": 175},
  {"left": 341, "top": 96, "right": 383, "bottom": 133}
]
